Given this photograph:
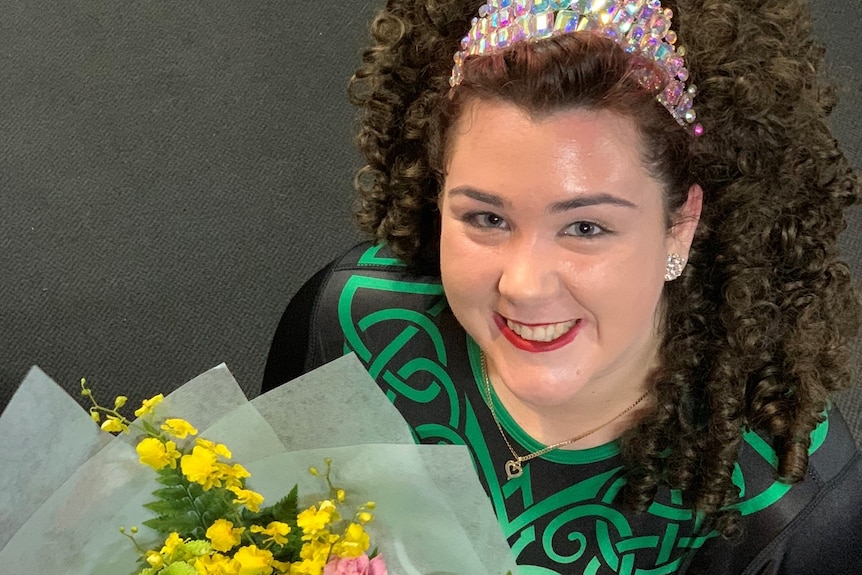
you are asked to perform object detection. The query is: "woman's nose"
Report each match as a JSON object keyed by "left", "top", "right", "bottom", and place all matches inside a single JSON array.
[{"left": 497, "top": 239, "right": 560, "bottom": 305}]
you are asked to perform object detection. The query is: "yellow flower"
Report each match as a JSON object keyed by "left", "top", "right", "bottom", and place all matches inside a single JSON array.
[
  {"left": 100, "top": 415, "right": 129, "bottom": 434},
  {"left": 297, "top": 500, "right": 338, "bottom": 536},
  {"left": 161, "top": 532, "right": 186, "bottom": 556},
  {"left": 161, "top": 418, "right": 198, "bottom": 439},
  {"left": 233, "top": 545, "right": 274, "bottom": 575},
  {"left": 250, "top": 522, "right": 290, "bottom": 546},
  {"left": 271, "top": 559, "right": 291, "bottom": 574},
  {"left": 196, "top": 553, "right": 240, "bottom": 575},
  {"left": 230, "top": 486, "right": 265, "bottom": 513},
  {"left": 288, "top": 559, "right": 323, "bottom": 575},
  {"left": 206, "top": 519, "right": 245, "bottom": 553},
  {"left": 145, "top": 549, "right": 164, "bottom": 569},
  {"left": 137, "top": 437, "right": 181, "bottom": 471},
  {"left": 134, "top": 393, "right": 164, "bottom": 417},
  {"left": 291, "top": 539, "right": 332, "bottom": 575},
  {"left": 114, "top": 395, "right": 128, "bottom": 409},
  {"left": 90, "top": 410, "right": 100, "bottom": 423},
  {"left": 182, "top": 445, "right": 221, "bottom": 489},
  {"left": 331, "top": 523, "right": 370, "bottom": 558},
  {"left": 196, "top": 437, "right": 232, "bottom": 459},
  {"left": 356, "top": 512, "right": 373, "bottom": 525},
  {"left": 300, "top": 536, "right": 336, "bottom": 561},
  {"left": 220, "top": 463, "right": 252, "bottom": 489}
]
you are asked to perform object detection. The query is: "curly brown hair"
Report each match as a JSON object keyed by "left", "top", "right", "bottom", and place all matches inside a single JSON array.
[{"left": 348, "top": 0, "right": 861, "bottom": 537}]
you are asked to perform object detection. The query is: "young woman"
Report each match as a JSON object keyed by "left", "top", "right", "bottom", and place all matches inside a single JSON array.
[{"left": 265, "top": 1, "right": 862, "bottom": 572}]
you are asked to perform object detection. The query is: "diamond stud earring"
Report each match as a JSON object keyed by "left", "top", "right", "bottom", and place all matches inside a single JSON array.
[{"left": 665, "top": 253, "right": 686, "bottom": 281}]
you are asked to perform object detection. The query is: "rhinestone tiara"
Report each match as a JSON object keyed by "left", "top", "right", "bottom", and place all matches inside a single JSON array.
[{"left": 450, "top": 0, "right": 703, "bottom": 136}]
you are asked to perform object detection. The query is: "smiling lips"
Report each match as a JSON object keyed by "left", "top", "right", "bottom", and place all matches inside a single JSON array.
[
  {"left": 494, "top": 314, "right": 582, "bottom": 353},
  {"left": 507, "top": 318, "right": 577, "bottom": 342}
]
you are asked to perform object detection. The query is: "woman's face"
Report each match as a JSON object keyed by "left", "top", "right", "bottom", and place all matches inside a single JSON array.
[{"left": 439, "top": 100, "right": 700, "bottom": 412}]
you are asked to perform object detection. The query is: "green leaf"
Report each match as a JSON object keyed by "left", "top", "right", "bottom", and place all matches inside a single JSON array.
[
  {"left": 155, "top": 468, "right": 184, "bottom": 486},
  {"left": 141, "top": 419, "right": 161, "bottom": 437},
  {"left": 193, "top": 489, "right": 236, "bottom": 525},
  {"left": 253, "top": 485, "right": 299, "bottom": 524},
  {"left": 143, "top": 499, "right": 189, "bottom": 515},
  {"left": 162, "top": 561, "right": 198, "bottom": 575},
  {"left": 151, "top": 485, "right": 188, "bottom": 501},
  {"left": 143, "top": 510, "right": 202, "bottom": 537},
  {"left": 271, "top": 521, "right": 302, "bottom": 562},
  {"left": 180, "top": 540, "right": 213, "bottom": 557}
]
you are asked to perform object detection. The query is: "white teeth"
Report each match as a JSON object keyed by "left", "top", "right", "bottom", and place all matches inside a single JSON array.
[{"left": 506, "top": 319, "right": 577, "bottom": 342}]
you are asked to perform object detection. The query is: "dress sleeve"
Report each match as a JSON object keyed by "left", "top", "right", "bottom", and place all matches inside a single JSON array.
[
  {"left": 681, "top": 408, "right": 862, "bottom": 575},
  {"left": 758, "top": 450, "right": 862, "bottom": 574}
]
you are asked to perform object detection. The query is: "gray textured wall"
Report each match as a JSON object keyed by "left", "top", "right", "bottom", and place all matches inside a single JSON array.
[
  {"left": 1, "top": 1, "right": 861, "bottom": 440},
  {"left": 1, "top": 1, "right": 373, "bottom": 410}
]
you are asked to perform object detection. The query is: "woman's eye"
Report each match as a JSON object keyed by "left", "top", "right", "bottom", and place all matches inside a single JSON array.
[
  {"left": 467, "top": 212, "right": 508, "bottom": 229},
  {"left": 564, "top": 221, "right": 605, "bottom": 237}
]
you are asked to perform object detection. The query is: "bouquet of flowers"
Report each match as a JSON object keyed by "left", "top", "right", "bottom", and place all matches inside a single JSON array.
[
  {"left": 81, "top": 376, "right": 384, "bottom": 575},
  {"left": 0, "top": 355, "right": 518, "bottom": 575}
]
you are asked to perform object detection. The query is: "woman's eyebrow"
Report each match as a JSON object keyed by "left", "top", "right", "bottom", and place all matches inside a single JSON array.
[
  {"left": 547, "top": 194, "right": 637, "bottom": 213},
  {"left": 447, "top": 186, "right": 507, "bottom": 207},
  {"left": 448, "top": 186, "right": 637, "bottom": 212}
]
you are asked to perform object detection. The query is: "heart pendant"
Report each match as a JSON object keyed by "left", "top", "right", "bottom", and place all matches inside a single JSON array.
[{"left": 505, "top": 460, "right": 523, "bottom": 479}]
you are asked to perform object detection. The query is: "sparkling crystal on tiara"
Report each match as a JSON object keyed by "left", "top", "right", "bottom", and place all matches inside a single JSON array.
[
  {"left": 533, "top": 11, "right": 555, "bottom": 37},
  {"left": 496, "top": 27, "right": 512, "bottom": 48},
  {"left": 512, "top": 15, "right": 531, "bottom": 41},
  {"left": 472, "top": 17, "right": 490, "bottom": 41},
  {"left": 642, "top": 36, "right": 659, "bottom": 57},
  {"left": 578, "top": 14, "right": 602, "bottom": 32},
  {"left": 613, "top": 8, "right": 636, "bottom": 34},
  {"left": 651, "top": 15, "right": 670, "bottom": 37},
  {"left": 627, "top": 23, "right": 645, "bottom": 51},
  {"left": 665, "top": 80, "right": 683, "bottom": 106},
  {"left": 555, "top": 10, "right": 581, "bottom": 33},
  {"left": 591, "top": 0, "right": 614, "bottom": 13},
  {"left": 639, "top": 5, "right": 655, "bottom": 23},
  {"left": 666, "top": 54, "right": 683, "bottom": 77},
  {"left": 491, "top": 7, "right": 512, "bottom": 28},
  {"left": 601, "top": 26, "right": 620, "bottom": 40},
  {"left": 450, "top": 0, "right": 703, "bottom": 135}
]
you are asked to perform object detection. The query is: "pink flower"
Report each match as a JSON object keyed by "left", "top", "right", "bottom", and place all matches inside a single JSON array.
[{"left": 323, "top": 554, "right": 387, "bottom": 575}]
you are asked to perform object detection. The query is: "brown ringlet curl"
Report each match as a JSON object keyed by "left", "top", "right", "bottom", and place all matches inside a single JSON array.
[{"left": 348, "top": 0, "right": 861, "bottom": 537}]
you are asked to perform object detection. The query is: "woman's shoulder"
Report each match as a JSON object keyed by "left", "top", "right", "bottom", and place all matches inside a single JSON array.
[
  {"left": 263, "top": 242, "right": 445, "bottom": 390},
  {"left": 316, "top": 241, "right": 444, "bottom": 316},
  {"left": 326, "top": 241, "right": 441, "bottom": 281},
  {"left": 306, "top": 242, "right": 450, "bottom": 368},
  {"left": 683, "top": 407, "right": 862, "bottom": 574}
]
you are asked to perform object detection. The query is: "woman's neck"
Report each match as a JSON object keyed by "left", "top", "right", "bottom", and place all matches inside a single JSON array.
[{"left": 485, "top": 355, "right": 656, "bottom": 450}]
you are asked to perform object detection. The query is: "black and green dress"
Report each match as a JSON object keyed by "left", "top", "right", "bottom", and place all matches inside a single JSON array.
[{"left": 264, "top": 243, "right": 862, "bottom": 575}]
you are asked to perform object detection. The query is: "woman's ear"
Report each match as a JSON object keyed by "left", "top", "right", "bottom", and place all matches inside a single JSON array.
[{"left": 669, "top": 184, "right": 703, "bottom": 257}]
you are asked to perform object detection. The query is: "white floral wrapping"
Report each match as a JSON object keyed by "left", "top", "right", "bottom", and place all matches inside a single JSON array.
[{"left": 0, "top": 354, "right": 519, "bottom": 575}]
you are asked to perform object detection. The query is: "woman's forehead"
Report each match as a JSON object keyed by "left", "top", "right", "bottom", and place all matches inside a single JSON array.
[{"left": 444, "top": 100, "right": 659, "bottom": 201}]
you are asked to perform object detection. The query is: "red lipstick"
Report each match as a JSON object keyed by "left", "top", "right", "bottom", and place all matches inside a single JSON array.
[{"left": 494, "top": 314, "right": 581, "bottom": 353}]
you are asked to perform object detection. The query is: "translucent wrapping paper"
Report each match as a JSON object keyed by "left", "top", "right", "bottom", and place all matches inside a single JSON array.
[{"left": 0, "top": 354, "right": 518, "bottom": 575}]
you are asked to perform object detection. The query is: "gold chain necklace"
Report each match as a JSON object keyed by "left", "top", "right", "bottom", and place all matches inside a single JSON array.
[{"left": 479, "top": 352, "right": 650, "bottom": 480}]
